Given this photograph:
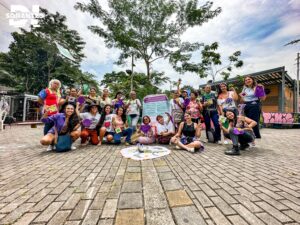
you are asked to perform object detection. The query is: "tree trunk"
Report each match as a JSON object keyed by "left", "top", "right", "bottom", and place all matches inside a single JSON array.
[{"left": 145, "top": 60, "right": 151, "bottom": 80}]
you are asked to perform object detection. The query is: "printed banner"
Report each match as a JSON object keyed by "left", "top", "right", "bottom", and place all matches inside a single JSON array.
[{"left": 120, "top": 145, "right": 171, "bottom": 160}]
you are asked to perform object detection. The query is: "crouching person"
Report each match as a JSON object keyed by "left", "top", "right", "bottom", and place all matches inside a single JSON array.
[
  {"left": 156, "top": 113, "right": 175, "bottom": 144},
  {"left": 220, "top": 108, "right": 257, "bottom": 156},
  {"left": 40, "top": 104, "right": 80, "bottom": 151},
  {"left": 112, "top": 107, "right": 133, "bottom": 145},
  {"left": 98, "top": 104, "right": 114, "bottom": 145},
  {"left": 78, "top": 103, "right": 101, "bottom": 145},
  {"left": 170, "top": 112, "right": 204, "bottom": 153}
]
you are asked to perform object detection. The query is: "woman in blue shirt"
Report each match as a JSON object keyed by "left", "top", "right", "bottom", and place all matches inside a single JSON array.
[{"left": 240, "top": 76, "right": 266, "bottom": 140}]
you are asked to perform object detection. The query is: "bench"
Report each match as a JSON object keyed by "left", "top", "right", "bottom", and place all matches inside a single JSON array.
[{"left": 262, "top": 112, "right": 300, "bottom": 128}]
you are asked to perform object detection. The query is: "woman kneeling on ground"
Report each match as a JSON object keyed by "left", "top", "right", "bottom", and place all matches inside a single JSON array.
[
  {"left": 40, "top": 104, "right": 80, "bottom": 151},
  {"left": 98, "top": 104, "right": 114, "bottom": 145},
  {"left": 220, "top": 108, "right": 257, "bottom": 156},
  {"left": 112, "top": 107, "right": 133, "bottom": 145},
  {"left": 77, "top": 103, "right": 101, "bottom": 145},
  {"left": 170, "top": 112, "right": 203, "bottom": 153}
]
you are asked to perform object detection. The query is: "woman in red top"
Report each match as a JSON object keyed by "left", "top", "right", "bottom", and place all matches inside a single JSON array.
[{"left": 186, "top": 91, "right": 202, "bottom": 123}]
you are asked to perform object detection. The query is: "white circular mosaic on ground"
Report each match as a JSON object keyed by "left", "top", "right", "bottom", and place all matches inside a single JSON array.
[{"left": 120, "top": 145, "right": 171, "bottom": 160}]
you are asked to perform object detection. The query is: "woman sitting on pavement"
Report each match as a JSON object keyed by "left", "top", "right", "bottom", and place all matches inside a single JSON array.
[
  {"left": 77, "top": 102, "right": 102, "bottom": 145},
  {"left": 40, "top": 104, "right": 80, "bottom": 151},
  {"left": 170, "top": 112, "right": 204, "bottom": 153},
  {"left": 98, "top": 104, "right": 114, "bottom": 145},
  {"left": 156, "top": 113, "right": 175, "bottom": 144},
  {"left": 135, "top": 116, "right": 155, "bottom": 145},
  {"left": 112, "top": 107, "right": 133, "bottom": 145},
  {"left": 220, "top": 108, "right": 257, "bottom": 155}
]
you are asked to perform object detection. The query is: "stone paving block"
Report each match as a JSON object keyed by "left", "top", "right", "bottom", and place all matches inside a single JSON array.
[
  {"left": 280, "top": 199, "right": 300, "bottom": 212},
  {"left": 64, "top": 220, "right": 81, "bottom": 225},
  {"left": 90, "top": 193, "right": 107, "bottom": 210},
  {"left": 255, "top": 201, "right": 293, "bottom": 223},
  {"left": 146, "top": 208, "right": 175, "bottom": 225},
  {"left": 97, "top": 218, "right": 114, "bottom": 225},
  {"left": 256, "top": 212, "right": 283, "bottom": 225},
  {"left": 172, "top": 205, "right": 206, "bottom": 225},
  {"left": 13, "top": 212, "right": 39, "bottom": 225},
  {"left": 81, "top": 209, "right": 101, "bottom": 225},
  {"left": 61, "top": 193, "right": 82, "bottom": 210},
  {"left": 69, "top": 200, "right": 92, "bottom": 220},
  {"left": 118, "top": 193, "right": 143, "bottom": 209},
  {"left": 122, "top": 181, "right": 142, "bottom": 193},
  {"left": 236, "top": 195, "right": 263, "bottom": 213},
  {"left": 210, "top": 196, "right": 236, "bottom": 215},
  {"left": 115, "top": 209, "right": 144, "bottom": 225},
  {"left": 126, "top": 167, "right": 141, "bottom": 173},
  {"left": 166, "top": 190, "right": 193, "bottom": 207},
  {"left": 205, "top": 207, "right": 232, "bottom": 225},
  {"left": 158, "top": 172, "right": 176, "bottom": 181},
  {"left": 34, "top": 201, "right": 64, "bottom": 223},
  {"left": 256, "top": 193, "right": 289, "bottom": 210},
  {"left": 47, "top": 210, "right": 71, "bottom": 225},
  {"left": 124, "top": 173, "right": 141, "bottom": 181},
  {"left": 194, "top": 191, "right": 214, "bottom": 208},
  {"left": 155, "top": 166, "right": 171, "bottom": 173},
  {"left": 231, "top": 204, "right": 265, "bottom": 225},
  {"left": 0, "top": 203, "right": 34, "bottom": 224},
  {"left": 56, "top": 187, "right": 75, "bottom": 202},
  {"left": 283, "top": 210, "right": 300, "bottom": 223},
  {"left": 101, "top": 199, "right": 118, "bottom": 218},
  {"left": 144, "top": 185, "right": 168, "bottom": 209},
  {"left": 161, "top": 179, "right": 183, "bottom": 191},
  {"left": 227, "top": 215, "right": 248, "bottom": 225},
  {"left": 153, "top": 160, "right": 167, "bottom": 167}
]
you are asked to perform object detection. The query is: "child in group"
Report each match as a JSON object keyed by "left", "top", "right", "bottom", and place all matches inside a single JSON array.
[
  {"left": 156, "top": 113, "right": 175, "bottom": 144},
  {"left": 134, "top": 116, "right": 155, "bottom": 145}
]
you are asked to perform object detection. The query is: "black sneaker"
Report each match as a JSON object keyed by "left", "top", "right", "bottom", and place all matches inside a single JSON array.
[{"left": 240, "top": 143, "right": 250, "bottom": 150}]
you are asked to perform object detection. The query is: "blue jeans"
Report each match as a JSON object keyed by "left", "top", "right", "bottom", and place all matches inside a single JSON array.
[
  {"left": 204, "top": 110, "right": 221, "bottom": 142},
  {"left": 43, "top": 121, "right": 54, "bottom": 135},
  {"left": 113, "top": 128, "right": 133, "bottom": 144}
]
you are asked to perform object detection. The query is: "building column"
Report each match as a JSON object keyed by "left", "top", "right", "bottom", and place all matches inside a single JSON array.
[{"left": 280, "top": 70, "right": 285, "bottom": 112}]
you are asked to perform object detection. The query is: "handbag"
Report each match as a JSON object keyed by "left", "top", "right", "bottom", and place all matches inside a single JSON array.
[{"left": 54, "top": 127, "right": 72, "bottom": 152}]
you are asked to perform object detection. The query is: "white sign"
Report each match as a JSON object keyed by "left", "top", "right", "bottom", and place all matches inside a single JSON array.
[
  {"left": 120, "top": 145, "right": 171, "bottom": 161},
  {"left": 6, "top": 5, "right": 43, "bottom": 28}
]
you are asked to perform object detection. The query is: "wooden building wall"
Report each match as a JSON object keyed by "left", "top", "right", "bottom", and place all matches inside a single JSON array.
[{"left": 261, "top": 84, "right": 278, "bottom": 112}]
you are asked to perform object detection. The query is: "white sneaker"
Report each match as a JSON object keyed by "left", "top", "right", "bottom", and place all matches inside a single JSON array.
[
  {"left": 175, "top": 145, "right": 180, "bottom": 150},
  {"left": 217, "top": 141, "right": 222, "bottom": 145},
  {"left": 71, "top": 145, "right": 76, "bottom": 150},
  {"left": 46, "top": 145, "right": 53, "bottom": 151},
  {"left": 186, "top": 147, "right": 195, "bottom": 153},
  {"left": 250, "top": 141, "right": 256, "bottom": 148},
  {"left": 223, "top": 140, "right": 230, "bottom": 145}
]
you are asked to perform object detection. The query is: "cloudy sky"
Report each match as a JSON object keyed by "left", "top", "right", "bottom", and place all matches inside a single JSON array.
[{"left": 1, "top": 0, "right": 300, "bottom": 90}]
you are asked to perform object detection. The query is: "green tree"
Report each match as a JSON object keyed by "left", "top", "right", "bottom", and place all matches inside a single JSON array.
[
  {"left": 171, "top": 42, "right": 243, "bottom": 82},
  {"left": 0, "top": 8, "right": 98, "bottom": 94},
  {"left": 75, "top": 0, "right": 221, "bottom": 79},
  {"left": 100, "top": 71, "right": 169, "bottom": 99}
]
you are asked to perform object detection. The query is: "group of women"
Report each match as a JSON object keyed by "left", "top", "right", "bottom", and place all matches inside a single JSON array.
[{"left": 38, "top": 75, "right": 266, "bottom": 156}]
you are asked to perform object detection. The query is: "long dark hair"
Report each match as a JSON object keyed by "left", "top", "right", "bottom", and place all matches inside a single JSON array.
[
  {"left": 114, "top": 91, "right": 123, "bottom": 99},
  {"left": 217, "top": 82, "right": 229, "bottom": 96},
  {"left": 65, "top": 104, "right": 80, "bottom": 132},
  {"left": 98, "top": 104, "right": 112, "bottom": 127},
  {"left": 224, "top": 108, "right": 238, "bottom": 127},
  {"left": 115, "top": 107, "right": 126, "bottom": 123}
]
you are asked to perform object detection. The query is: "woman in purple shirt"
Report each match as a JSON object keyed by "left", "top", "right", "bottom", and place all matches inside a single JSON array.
[{"left": 40, "top": 104, "right": 80, "bottom": 151}]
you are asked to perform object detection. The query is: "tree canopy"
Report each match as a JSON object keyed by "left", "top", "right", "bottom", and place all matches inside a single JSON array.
[
  {"left": 75, "top": 0, "right": 221, "bottom": 79},
  {"left": 0, "top": 8, "right": 98, "bottom": 94}
]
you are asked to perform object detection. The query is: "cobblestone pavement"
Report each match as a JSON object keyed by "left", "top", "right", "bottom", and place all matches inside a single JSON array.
[{"left": 0, "top": 126, "right": 300, "bottom": 225}]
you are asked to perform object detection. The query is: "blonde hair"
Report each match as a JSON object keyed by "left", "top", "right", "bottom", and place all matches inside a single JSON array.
[{"left": 49, "top": 79, "right": 61, "bottom": 89}]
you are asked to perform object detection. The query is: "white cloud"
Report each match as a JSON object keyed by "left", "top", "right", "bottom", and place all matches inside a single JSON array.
[{"left": 0, "top": 0, "right": 300, "bottom": 91}]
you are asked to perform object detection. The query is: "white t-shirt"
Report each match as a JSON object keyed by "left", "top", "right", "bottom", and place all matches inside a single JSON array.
[
  {"left": 102, "top": 113, "right": 114, "bottom": 132},
  {"left": 217, "top": 91, "right": 236, "bottom": 109},
  {"left": 126, "top": 99, "right": 141, "bottom": 115},
  {"left": 80, "top": 112, "right": 101, "bottom": 130},
  {"left": 100, "top": 97, "right": 112, "bottom": 108},
  {"left": 156, "top": 121, "right": 175, "bottom": 135},
  {"left": 170, "top": 98, "right": 184, "bottom": 110}
]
